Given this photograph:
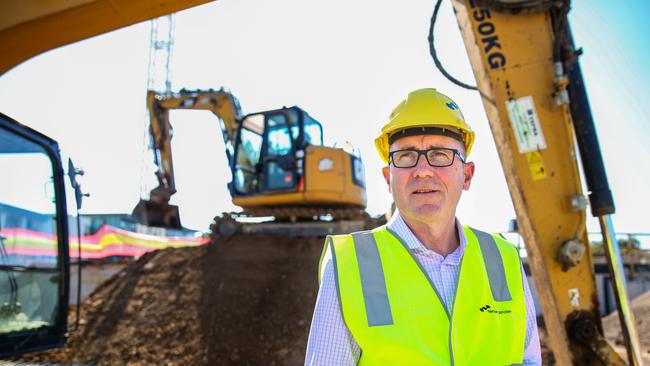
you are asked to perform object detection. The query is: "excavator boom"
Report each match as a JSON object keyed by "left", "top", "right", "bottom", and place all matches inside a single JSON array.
[
  {"left": 132, "top": 89, "right": 242, "bottom": 229},
  {"left": 0, "top": 0, "right": 215, "bottom": 76},
  {"left": 450, "top": 0, "right": 641, "bottom": 364}
]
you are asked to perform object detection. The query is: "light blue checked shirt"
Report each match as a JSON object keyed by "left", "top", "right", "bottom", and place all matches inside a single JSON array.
[{"left": 305, "top": 212, "right": 542, "bottom": 365}]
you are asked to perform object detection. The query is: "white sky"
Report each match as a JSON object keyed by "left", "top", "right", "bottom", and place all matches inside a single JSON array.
[{"left": 0, "top": 0, "right": 648, "bottom": 234}]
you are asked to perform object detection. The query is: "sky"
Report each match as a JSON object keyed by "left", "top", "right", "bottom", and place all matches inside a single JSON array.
[{"left": 0, "top": 0, "right": 648, "bottom": 235}]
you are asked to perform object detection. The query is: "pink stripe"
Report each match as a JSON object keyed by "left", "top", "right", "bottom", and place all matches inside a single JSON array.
[
  {"left": 0, "top": 228, "right": 56, "bottom": 240},
  {"left": 1, "top": 225, "right": 208, "bottom": 259}
]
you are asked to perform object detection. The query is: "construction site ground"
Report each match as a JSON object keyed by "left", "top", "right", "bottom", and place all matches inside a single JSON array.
[
  {"left": 13, "top": 234, "right": 650, "bottom": 365},
  {"left": 602, "top": 289, "right": 650, "bottom": 364}
]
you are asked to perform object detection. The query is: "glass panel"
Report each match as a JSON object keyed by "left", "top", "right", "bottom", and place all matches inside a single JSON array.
[
  {"left": 234, "top": 114, "right": 264, "bottom": 194},
  {"left": 303, "top": 113, "right": 323, "bottom": 146},
  {"left": 266, "top": 114, "right": 292, "bottom": 156},
  {"left": 0, "top": 127, "right": 60, "bottom": 334},
  {"left": 263, "top": 113, "right": 296, "bottom": 191},
  {"left": 286, "top": 109, "right": 300, "bottom": 142},
  {"left": 265, "top": 161, "right": 295, "bottom": 190}
]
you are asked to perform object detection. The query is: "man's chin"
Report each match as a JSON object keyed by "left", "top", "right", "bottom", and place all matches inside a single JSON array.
[{"left": 403, "top": 204, "right": 444, "bottom": 220}]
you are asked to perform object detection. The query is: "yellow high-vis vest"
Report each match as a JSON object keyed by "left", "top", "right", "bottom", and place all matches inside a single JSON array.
[{"left": 319, "top": 225, "right": 526, "bottom": 366}]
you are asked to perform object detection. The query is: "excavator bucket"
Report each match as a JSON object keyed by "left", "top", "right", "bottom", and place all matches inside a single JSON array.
[{"left": 131, "top": 199, "right": 183, "bottom": 230}]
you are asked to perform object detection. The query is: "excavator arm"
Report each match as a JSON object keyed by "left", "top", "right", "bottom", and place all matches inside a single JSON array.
[
  {"left": 449, "top": 0, "right": 641, "bottom": 364},
  {"left": 132, "top": 88, "right": 242, "bottom": 229},
  {"left": 0, "top": 0, "right": 214, "bottom": 76}
]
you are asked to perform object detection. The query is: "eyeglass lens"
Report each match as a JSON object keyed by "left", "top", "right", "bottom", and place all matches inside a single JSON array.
[{"left": 392, "top": 149, "right": 456, "bottom": 167}]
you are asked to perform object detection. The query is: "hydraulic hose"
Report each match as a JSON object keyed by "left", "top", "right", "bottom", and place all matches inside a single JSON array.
[
  {"left": 562, "top": 26, "right": 615, "bottom": 217},
  {"left": 562, "top": 23, "right": 642, "bottom": 366}
]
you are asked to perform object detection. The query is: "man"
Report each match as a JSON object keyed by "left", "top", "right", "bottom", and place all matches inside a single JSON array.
[{"left": 305, "top": 88, "right": 541, "bottom": 365}]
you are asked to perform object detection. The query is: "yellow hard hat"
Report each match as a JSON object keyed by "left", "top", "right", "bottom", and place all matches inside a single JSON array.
[{"left": 374, "top": 88, "right": 475, "bottom": 164}]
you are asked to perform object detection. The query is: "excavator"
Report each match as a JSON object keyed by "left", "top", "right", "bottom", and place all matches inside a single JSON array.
[
  {"left": 130, "top": 88, "right": 368, "bottom": 236},
  {"left": 0, "top": 0, "right": 644, "bottom": 364}
]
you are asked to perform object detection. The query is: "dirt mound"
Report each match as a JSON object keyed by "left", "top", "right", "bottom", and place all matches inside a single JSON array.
[
  {"left": 20, "top": 234, "right": 325, "bottom": 365},
  {"left": 602, "top": 289, "right": 650, "bottom": 352},
  {"left": 538, "top": 289, "right": 650, "bottom": 364}
]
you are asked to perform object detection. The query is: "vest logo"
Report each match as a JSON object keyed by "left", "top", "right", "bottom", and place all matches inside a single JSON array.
[{"left": 479, "top": 304, "right": 511, "bottom": 314}]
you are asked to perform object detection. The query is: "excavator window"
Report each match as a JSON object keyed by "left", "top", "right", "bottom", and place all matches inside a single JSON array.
[
  {"left": 285, "top": 109, "right": 323, "bottom": 148},
  {"left": 302, "top": 114, "right": 323, "bottom": 146},
  {"left": 0, "top": 113, "right": 68, "bottom": 357},
  {"left": 232, "top": 107, "right": 323, "bottom": 195},
  {"left": 264, "top": 113, "right": 296, "bottom": 191},
  {"left": 266, "top": 114, "right": 293, "bottom": 156},
  {"left": 234, "top": 114, "right": 264, "bottom": 194}
]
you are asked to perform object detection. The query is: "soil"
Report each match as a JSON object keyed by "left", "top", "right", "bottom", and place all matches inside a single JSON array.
[
  {"left": 19, "top": 234, "right": 325, "bottom": 366},
  {"left": 538, "top": 289, "right": 650, "bottom": 365},
  {"left": 602, "top": 289, "right": 650, "bottom": 359}
]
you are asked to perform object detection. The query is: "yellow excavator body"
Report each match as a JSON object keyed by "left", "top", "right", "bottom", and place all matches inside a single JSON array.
[{"left": 233, "top": 145, "right": 366, "bottom": 209}]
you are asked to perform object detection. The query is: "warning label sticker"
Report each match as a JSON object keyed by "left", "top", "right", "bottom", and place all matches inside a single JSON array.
[
  {"left": 526, "top": 151, "right": 547, "bottom": 180},
  {"left": 506, "top": 96, "right": 547, "bottom": 153}
]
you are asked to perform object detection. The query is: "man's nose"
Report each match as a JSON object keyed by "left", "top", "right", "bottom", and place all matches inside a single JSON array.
[{"left": 412, "top": 153, "right": 435, "bottom": 178}]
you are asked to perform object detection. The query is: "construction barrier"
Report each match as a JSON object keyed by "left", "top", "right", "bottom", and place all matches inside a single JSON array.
[{"left": 0, "top": 224, "right": 209, "bottom": 263}]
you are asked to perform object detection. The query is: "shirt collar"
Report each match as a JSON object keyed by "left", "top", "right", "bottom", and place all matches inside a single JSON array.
[{"left": 386, "top": 210, "right": 466, "bottom": 264}]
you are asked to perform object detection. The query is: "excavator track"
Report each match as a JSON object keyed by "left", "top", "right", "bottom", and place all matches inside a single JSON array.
[
  {"left": 241, "top": 206, "right": 367, "bottom": 221},
  {"left": 209, "top": 207, "right": 378, "bottom": 242}
]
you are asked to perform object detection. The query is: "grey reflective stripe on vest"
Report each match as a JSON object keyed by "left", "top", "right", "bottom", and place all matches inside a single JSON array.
[
  {"left": 351, "top": 231, "right": 394, "bottom": 326},
  {"left": 472, "top": 228, "right": 512, "bottom": 302}
]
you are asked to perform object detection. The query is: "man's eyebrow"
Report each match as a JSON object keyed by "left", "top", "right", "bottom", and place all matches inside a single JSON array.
[
  {"left": 394, "top": 144, "right": 417, "bottom": 150},
  {"left": 392, "top": 145, "right": 449, "bottom": 151}
]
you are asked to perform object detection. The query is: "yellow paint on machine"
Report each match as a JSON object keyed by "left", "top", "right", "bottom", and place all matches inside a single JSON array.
[
  {"left": 233, "top": 145, "right": 367, "bottom": 209},
  {"left": 452, "top": 0, "right": 626, "bottom": 363}
]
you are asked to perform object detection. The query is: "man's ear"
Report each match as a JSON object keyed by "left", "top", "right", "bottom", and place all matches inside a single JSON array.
[
  {"left": 382, "top": 166, "right": 391, "bottom": 193},
  {"left": 463, "top": 161, "right": 475, "bottom": 191}
]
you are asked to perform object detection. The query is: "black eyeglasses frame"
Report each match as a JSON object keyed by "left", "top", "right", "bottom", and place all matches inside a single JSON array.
[{"left": 388, "top": 147, "right": 466, "bottom": 168}]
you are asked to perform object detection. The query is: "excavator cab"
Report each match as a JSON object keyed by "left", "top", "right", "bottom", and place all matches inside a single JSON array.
[
  {"left": 231, "top": 107, "right": 323, "bottom": 196},
  {"left": 0, "top": 113, "right": 69, "bottom": 357},
  {"left": 230, "top": 106, "right": 366, "bottom": 211}
]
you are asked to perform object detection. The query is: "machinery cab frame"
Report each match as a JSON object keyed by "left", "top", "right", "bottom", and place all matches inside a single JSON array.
[
  {"left": 231, "top": 105, "right": 366, "bottom": 213},
  {"left": 231, "top": 106, "right": 324, "bottom": 197},
  {"left": 0, "top": 113, "right": 70, "bottom": 358}
]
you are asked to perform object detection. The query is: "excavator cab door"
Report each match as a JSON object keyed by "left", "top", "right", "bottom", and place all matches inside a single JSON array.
[
  {"left": 232, "top": 113, "right": 265, "bottom": 195},
  {"left": 232, "top": 107, "right": 310, "bottom": 196},
  {"left": 0, "top": 113, "right": 69, "bottom": 357},
  {"left": 262, "top": 112, "right": 297, "bottom": 191}
]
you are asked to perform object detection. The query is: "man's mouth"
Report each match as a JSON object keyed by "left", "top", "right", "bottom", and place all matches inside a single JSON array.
[{"left": 412, "top": 189, "right": 437, "bottom": 194}]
